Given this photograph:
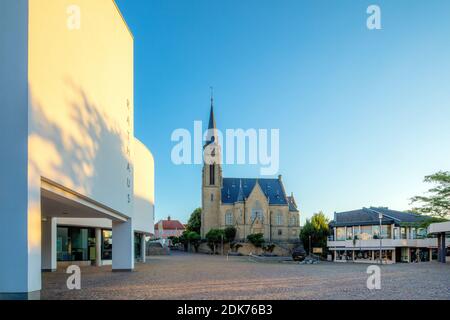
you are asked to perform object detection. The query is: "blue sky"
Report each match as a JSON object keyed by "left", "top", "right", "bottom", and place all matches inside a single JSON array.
[{"left": 115, "top": 0, "right": 450, "bottom": 224}]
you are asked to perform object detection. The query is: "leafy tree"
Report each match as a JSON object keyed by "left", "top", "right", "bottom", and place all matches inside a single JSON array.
[
  {"left": 185, "top": 231, "right": 201, "bottom": 253},
  {"left": 224, "top": 226, "right": 237, "bottom": 242},
  {"left": 186, "top": 208, "right": 202, "bottom": 234},
  {"left": 205, "top": 229, "right": 225, "bottom": 254},
  {"left": 411, "top": 171, "right": 450, "bottom": 218},
  {"left": 299, "top": 211, "right": 330, "bottom": 255},
  {"left": 247, "top": 233, "right": 265, "bottom": 248}
]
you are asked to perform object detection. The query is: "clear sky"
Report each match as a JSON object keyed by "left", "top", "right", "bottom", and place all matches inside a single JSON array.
[{"left": 115, "top": 0, "right": 450, "bottom": 224}]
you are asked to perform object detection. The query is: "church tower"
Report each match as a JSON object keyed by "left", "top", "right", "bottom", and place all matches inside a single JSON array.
[{"left": 201, "top": 93, "right": 222, "bottom": 238}]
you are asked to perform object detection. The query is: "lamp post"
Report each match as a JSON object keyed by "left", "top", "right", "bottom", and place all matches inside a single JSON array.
[
  {"left": 309, "top": 235, "right": 312, "bottom": 256},
  {"left": 378, "top": 212, "right": 383, "bottom": 264}
]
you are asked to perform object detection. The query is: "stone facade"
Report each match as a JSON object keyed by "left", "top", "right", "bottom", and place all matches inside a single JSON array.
[{"left": 200, "top": 101, "right": 300, "bottom": 242}]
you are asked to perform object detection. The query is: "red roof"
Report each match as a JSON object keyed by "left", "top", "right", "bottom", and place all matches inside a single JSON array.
[{"left": 157, "top": 219, "right": 185, "bottom": 230}]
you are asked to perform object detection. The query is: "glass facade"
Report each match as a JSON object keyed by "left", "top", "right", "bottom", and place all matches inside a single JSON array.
[
  {"left": 57, "top": 227, "right": 96, "bottom": 262},
  {"left": 102, "top": 230, "right": 112, "bottom": 260},
  {"left": 57, "top": 227, "right": 112, "bottom": 262}
]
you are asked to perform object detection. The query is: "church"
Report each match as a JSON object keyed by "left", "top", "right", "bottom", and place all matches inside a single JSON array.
[{"left": 201, "top": 98, "right": 301, "bottom": 242}]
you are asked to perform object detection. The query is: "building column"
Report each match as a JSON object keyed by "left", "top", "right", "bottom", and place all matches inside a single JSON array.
[
  {"left": 95, "top": 228, "right": 102, "bottom": 267},
  {"left": 41, "top": 217, "right": 57, "bottom": 272},
  {"left": 429, "top": 248, "right": 433, "bottom": 262},
  {"left": 438, "top": 233, "right": 446, "bottom": 263},
  {"left": 140, "top": 234, "right": 146, "bottom": 263},
  {"left": 112, "top": 219, "right": 134, "bottom": 271},
  {"left": 392, "top": 248, "right": 396, "bottom": 264}
]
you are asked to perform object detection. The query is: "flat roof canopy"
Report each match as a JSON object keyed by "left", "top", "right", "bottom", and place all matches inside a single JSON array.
[{"left": 428, "top": 222, "right": 450, "bottom": 235}]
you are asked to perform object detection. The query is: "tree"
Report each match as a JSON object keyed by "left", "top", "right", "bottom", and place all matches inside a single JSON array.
[
  {"left": 186, "top": 231, "right": 201, "bottom": 253},
  {"left": 186, "top": 208, "right": 202, "bottom": 234},
  {"left": 205, "top": 229, "right": 225, "bottom": 254},
  {"left": 299, "top": 211, "right": 330, "bottom": 256},
  {"left": 411, "top": 171, "right": 450, "bottom": 218},
  {"left": 247, "top": 233, "right": 265, "bottom": 248},
  {"left": 224, "top": 226, "right": 237, "bottom": 242}
]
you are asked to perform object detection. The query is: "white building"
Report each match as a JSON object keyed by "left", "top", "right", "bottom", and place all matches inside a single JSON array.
[{"left": 0, "top": 0, "right": 154, "bottom": 298}]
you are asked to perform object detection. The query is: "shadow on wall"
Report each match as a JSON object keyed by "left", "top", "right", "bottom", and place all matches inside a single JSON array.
[{"left": 29, "top": 78, "right": 130, "bottom": 212}]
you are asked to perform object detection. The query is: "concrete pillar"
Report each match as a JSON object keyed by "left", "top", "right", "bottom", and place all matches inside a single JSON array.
[
  {"left": 95, "top": 228, "right": 102, "bottom": 267},
  {"left": 0, "top": 0, "right": 41, "bottom": 298},
  {"left": 392, "top": 248, "right": 396, "bottom": 263},
  {"left": 140, "top": 234, "right": 146, "bottom": 263},
  {"left": 112, "top": 219, "right": 134, "bottom": 271},
  {"left": 438, "top": 233, "right": 446, "bottom": 263},
  {"left": 41, "top": 217, "right": 57, "bottom": 272},
  {"left": 429, "top": 248, "right": 433, "bottom": 261}
]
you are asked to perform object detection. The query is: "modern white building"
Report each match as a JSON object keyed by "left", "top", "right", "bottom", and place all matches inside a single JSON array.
[{"left": 1, "top": 0, "right": 154, "bottom": 298}]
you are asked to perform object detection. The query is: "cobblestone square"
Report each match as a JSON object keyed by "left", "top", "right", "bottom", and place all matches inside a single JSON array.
[{"left": 41, "top": 252, "right": 450, "bottom": 300}]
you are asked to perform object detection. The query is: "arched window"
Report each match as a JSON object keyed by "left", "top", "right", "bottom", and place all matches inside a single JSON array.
[
  {"left": 209, "top": 165, "right": 215, "bottom": 185},
  {"left": 276, "top": 211, "right": 283, "bottom": 226},
  {"left": 251, "top": 200, "right": 264, "bottom": 223},
  {"left": 290, "top": 215, "right": 296, "bottom": 226},
  {"left": 225, "top": 210, "right": 233, "bottom": 226}
]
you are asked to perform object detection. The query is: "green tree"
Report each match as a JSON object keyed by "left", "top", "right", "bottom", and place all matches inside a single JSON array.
[
  {"left": 224, "top": 226, "right": 237, "bottom": 242},
  {"left": 299, "top": 211, "right": 330, "bottom": 255},
  {"left": 411, "top": 171, "right": 450, "bottom": 218},
  {"left": 186, "top": 231, "right": 201, "bottom": 253},
  {"left": 205, "top": 229, "right": 225, "bottom": 254},
  {"left": 186, "top": 208, "right": 202, "bottom": 234},
  {"left": 247, "top": 233, "right": 265, "bottom": 248}
]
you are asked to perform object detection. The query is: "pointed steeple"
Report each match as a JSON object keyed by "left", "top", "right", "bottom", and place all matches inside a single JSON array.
[
  {"left": 204, "top": 87, "right": 219, "bottom": 148},
  {"left": 208, "top": 87, "right": 216, "bottom": 130},
  {"left": 236, "top": 179, "right": 245, "bottom": 203}
]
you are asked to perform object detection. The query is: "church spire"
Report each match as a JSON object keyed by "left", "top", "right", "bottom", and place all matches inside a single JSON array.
[
  {"left": 208, "top": 86, "right": 216, "bottom": 131},
  {"left": 204, "top": 87, "right": 218, "bottom": 148}
]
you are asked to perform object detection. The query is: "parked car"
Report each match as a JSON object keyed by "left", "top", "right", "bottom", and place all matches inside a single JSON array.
[{"left": 292, "top": 246, "right": 307, "bottom": 261}]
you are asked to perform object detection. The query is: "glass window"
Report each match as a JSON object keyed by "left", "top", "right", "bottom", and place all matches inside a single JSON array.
[
  {"left": 360, "top": 226, "right": 372, "bottom": 240},
  {"left": 336, "top": 227, "right": 346, "bottom": 241},
  {"left": 290, "top": 215, "right": 296, "bottom": 226},
  {"left": 381, "top": 225, "right": 391, "bottom": 239},
  {"left": 354, "top": 226, "right": 361, "bottom": 240},
  {"left": 394, "top": 227, "right": 400, "bottom": 240},
  {"left": 102, "top": 230, "right": 112, "bottom": 260},
  {"left": 372, "top": 225, "right": 380, "bottom": 239},
  {"left": 134, "top": 233, "right": 142, "bottom": 260},
  {"left": 401, "top": 227, "right": 407, "bottom": 239},
  {"left": 417, "top": 228, "right": 427, "bottom": 239},
  {"left": 225, "top": 211, "right": 233, "bottom": 226},
  {"left": 275, "top": 211, "right": 283, "bottom": 226},
  {"left": 346, "top": 227, "right": 353, "bottom": 240},
  {"left": 57, "top": 227, "right": 95, "bottom": 262},
  {"left": 251, "top": 201, "right": 264, "bottom": 223}
]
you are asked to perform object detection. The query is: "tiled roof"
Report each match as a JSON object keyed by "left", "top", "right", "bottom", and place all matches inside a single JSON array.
[
  {"left": 221, "top": 178, "right": 288, "bottom": 205},
  {"left": 330, "top": 207, "right": 432, "bottom": 227},
  {"left": 157, "top": 220, "right": 185, "bottom": 230}
]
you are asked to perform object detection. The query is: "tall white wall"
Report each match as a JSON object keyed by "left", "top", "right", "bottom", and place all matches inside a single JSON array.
[
  {"left": 133, "top": 139, "right": 155, "bottom": 234},
  {"left": 0, "top": 0, "right": 36, "bottom": 294},
  {"left": 28, "top": 0, "right": 135, "bottom": 218}
]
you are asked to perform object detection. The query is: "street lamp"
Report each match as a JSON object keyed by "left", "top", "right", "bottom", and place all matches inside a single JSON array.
[{"left": 378, "top": 212, "right": 383, "bottom": 264}]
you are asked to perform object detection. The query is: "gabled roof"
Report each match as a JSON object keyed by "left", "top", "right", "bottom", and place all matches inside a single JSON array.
[
  {"left": 330, "top": 207, "right": 432, "bottom": 227},
  {"left": 156, "top": 219, "right": 185, "bottom": 230},
  {"left": 287, "top": 195, "right": 299, "bottom": 212},
  {"left": 221, "top": 178, "right": 288, "bottom": 205}
]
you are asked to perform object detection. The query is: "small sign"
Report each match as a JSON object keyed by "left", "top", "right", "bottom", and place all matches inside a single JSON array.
[{"left": 313, "top": 247, "right": 323, "bottom": 254}]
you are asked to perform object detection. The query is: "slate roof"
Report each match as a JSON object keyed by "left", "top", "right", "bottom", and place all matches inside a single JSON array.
[
  {"left": 329, "top": 207, "right": 432, "bottom": 227},
  {"left": 221, "top": 178, "right": 288, "bottom": 205},
  {"left": 287, "top": 195, "right": 299, "bottom": 212}
]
